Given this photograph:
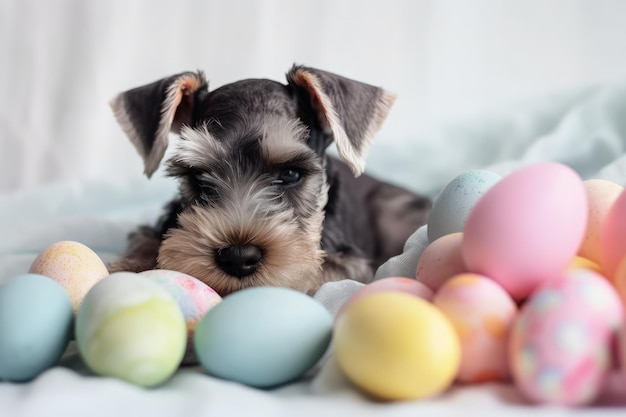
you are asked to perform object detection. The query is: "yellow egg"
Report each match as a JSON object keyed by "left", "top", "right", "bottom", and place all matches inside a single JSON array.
[
  {"left": 567, "top": 255, "right": 603, "bottom": 275},
  {"left": 29, "top": 241, "right": 109, "bottom": 312},
  {"left": 334, "top": 293, "right": 460, "bottom": 401}
]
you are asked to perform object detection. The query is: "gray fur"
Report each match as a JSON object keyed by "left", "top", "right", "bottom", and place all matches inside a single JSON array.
[{"left": 108, "top": 65, "right": 430, "bottom": 296}]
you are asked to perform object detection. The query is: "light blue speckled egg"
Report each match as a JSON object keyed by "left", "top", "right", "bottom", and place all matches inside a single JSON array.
[
  {"left": 0, "top": 274, "right": 73, "bottom": 382},
  {"left": 427, "top": 170, "right": 501, "bottom": 243},
  {"left": 194, "top": 287, "right": 332, "bottom": 388}
]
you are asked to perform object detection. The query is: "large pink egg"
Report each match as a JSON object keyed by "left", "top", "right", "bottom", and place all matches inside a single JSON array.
[
  {"left": 337, "top": 277, "right": 433, "bottom": 318},
  {"left": 461, "top": 163, "right": 588, "bottom": 300},
  {"left": 600, "top": 188, "right": 626, "bottom": 280}
]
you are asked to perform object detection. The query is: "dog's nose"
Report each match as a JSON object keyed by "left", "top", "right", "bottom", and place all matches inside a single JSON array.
[{"left": 216, "top": 245, "right": 263, "bottom": 278}]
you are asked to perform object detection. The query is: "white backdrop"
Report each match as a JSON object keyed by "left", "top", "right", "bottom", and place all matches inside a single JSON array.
[{"left": 2, "top": 0, "right": 626, "bottom": 192}]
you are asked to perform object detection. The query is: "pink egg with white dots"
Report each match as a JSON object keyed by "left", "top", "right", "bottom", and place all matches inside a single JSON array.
[{"left": 509, "top": 269, "right": 623, "bottom": 406}]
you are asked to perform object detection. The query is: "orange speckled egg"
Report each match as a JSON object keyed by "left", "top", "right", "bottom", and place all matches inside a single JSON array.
[
  {"left": 416, "top": 233, "right": 466, "bottom": 291},
  {"left": 433, "top": 273, "right": 517, "bottom": 383},
  {"left": 567, "top": 256, "right": 603, "bottom": 275},
  {"left": 579, "top": 179, "right": 623, "bottom": 265},
  {"left": 29, "top": 241, "right": 109, "bottom": 311}
]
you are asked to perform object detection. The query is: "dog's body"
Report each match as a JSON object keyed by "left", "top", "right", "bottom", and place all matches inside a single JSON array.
[{"left": 108, "top": 66, "right": 430, "bottom": 296}]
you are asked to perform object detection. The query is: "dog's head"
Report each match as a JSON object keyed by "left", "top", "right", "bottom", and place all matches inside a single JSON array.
[{"left": 110, "top": 65, "right": 395, "bottom": 295}]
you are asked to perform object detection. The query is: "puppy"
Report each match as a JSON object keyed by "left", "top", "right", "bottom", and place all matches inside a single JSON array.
[{"left": 108, "top": 65, "right": 430, "bottom": 296}]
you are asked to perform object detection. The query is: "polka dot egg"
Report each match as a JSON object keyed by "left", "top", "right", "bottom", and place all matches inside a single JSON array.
[{"left": 509, "top": 269, "right": 623, "bottom": 406}]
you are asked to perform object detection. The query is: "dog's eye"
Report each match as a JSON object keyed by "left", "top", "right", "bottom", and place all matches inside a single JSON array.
[{"left": 277, "top": 168, "right": 302, "bottom": 185}]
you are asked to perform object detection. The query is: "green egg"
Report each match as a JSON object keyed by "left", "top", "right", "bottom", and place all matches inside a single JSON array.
[{"left": 75, "top": 272, "right": 186, "bottom": 387}]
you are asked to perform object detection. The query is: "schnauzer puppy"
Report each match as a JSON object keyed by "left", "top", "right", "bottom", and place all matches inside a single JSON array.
[{"left": 108, "top": 65, "right": 430, "bottom": 296}]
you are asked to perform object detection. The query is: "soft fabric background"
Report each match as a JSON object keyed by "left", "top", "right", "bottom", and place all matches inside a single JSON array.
[{"left": 3, "top": 1, "right": 626, "bottom": 416}]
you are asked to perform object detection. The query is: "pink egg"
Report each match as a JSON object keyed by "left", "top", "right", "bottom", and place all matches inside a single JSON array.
[
  {"left": 416, "top": 233, "right": 466, "bottom": 291},
  {"left": 509, "top": 269, "right": 622, "bottom": 406},
  {"left": 600, "top": 188, "right": 626, "bottom": 280},
  {"left": 579, "top": 179, "right": 623, "bottom": 266},
  {"left": 337, "top": 277, "right": 433, "bottom": 318},
  {"left": 461, "top": 163, "right": 588, "bottom": 300},
  {"left": 433, "top": 273, "right": 517, "bottom": 383}
]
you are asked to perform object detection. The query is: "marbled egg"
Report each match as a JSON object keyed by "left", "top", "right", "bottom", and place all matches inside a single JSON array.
[
  {"left": 140, "top": 269, "right": 222, "bottom": 364},
  {"left": 427, "top": 170, "right": 501, "bottom": 243},
  {"left": 0, "top": 274, "right": 73, "bottom": 382},
  {"left": 29, "top": 241, "right": 109, "bottom": 312},
  {"left": 509, "top": 269, "right": 622, "bottom": 405},
  {"left": 434, "top": 274, "right": 517, "bottom": 383},
  {"left": 75, "top": 272, "right": 187, "bottom": 387},
  {"left": 194, "top": 287, "right": 332, "bottom": 388}
]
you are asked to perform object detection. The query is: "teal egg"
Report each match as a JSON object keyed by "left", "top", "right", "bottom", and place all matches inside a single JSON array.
[
  {"left": 75, "top": 272, "right": 187, "bottom": 387},
  {"left": 194, "top": 287, "right": 333, "bottom": 388},
  {"left": 0, "top": 274, "right": 73, "bottom": 382}
]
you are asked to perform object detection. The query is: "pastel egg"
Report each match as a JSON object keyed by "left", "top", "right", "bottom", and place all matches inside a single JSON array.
[
  {"left": 567, "top": 256, "right": 603, "bottom": 275},
  {"left": 75, "top": 272, "right": 187, "bottom": 387},
  {"left": 427, "top": 170, "right": 501, "bottom": 243},
  {"left": 338, "top": 277, "right": 433, "bottom": 318},
  {"left": 29, "top": 241, "right": 109, "bottom": 312},
  {"left": 194, "top": 287, "right": 332, "bottom": 388},
  {"left": 462, "top": 163, "right": 588, "bottom": 300},
  {"left": 509, "top": 269, "right": 622, "bottom": 405},
  {"left": 334, "top": 292, "right": 460, "bottom": 401},
  {"left": 0, "top": 274, "right": 73, "bottom": 382},
  {"left": 433, "top": 274, "right": 517, "bottom": 383},
  {"left": 600, "top": 187, "right": 626, "bottom": 280},
  {"left": 579, "top": 179, "right": 623, "bottom": 265},
  {"left": 416, "top": 233, "right": 466, "bottom": 291}
]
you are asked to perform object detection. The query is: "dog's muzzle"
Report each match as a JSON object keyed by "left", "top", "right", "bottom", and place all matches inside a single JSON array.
[{"left": 216, "top": 245, "right": 263, "bottom": 278}]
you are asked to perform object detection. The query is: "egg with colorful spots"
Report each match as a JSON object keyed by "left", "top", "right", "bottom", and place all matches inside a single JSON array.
[
  {"left": 140, "top": 270, "right": 222, "bottom": 363},
  {"left": 29, "top": 241, "right": 109, "bottom": 312},
  {"left": 75, "top": 272, "right": 187, "bottom": 387},
  {"left": 433, "top": 273, "right": 517, "bottom": 383},
  {"left": 509, "top": 269, "right": 623, "bottom": 406}
]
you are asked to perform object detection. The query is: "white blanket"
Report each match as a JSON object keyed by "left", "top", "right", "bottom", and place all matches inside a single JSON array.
[{"left": 2, "top": 79, "right": 626, "bottom": 416}]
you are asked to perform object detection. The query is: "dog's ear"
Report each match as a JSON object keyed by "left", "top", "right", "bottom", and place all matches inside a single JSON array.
[
  {"left": 110, "top": 72, "right": 208, "bottom": 177},
  {"left": 286, "top": 65, "right": 396, "bottom": 177}
]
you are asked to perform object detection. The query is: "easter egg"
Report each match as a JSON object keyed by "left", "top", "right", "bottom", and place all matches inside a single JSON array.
[
  {"left": 29, "top": 241, "right": 109, "bottom": 312},
  {"left": 334, "top": 292, "right": 460, "bottom": 401},
  {"left": 0, "top": 274, "right": 73, "bottom": 382},
  {"left": 139, "top": 269, "right": 221, "bottom": 363},
  {"left": 434, "top": 274, "right": 517, "bottom": 383},
  {"left": 509, "top": 269, "right": 622, "bottom": 405},
  {"left": 600, "top": 188, "right": 626, "bottom": 280},
  {"left": 462, "top": 163, "right": 588, "bottom": 300},
  {"left": 75, "top": 272, "right": 187, "bottom": 387},
  {"left": 567, "top": 256, "right": 603, "bottom": 275},
  {"left": 579, "top": 179, "right": 623, "bottom": 265},
  {"left": 338, "top": 277, "right": 433, "bottom": 318},
  {"left": 427, "top": 170, "right": 501, "bottom": 243},
  {"left": 416, "top": 233, "right": 466, "bottom": 291},
  {"left": 194, "top": 287, "right": 332, "bottom": 388}
]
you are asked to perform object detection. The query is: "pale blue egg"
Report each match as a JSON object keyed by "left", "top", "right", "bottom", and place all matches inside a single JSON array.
[
  {"left": 0, "top": 274, "right": 73, "bottom": 382},
  {"left": 427, "top": 170, "right": 501, "bottom": 243},
  {"left": 194, "top": 287, "right": 332, "bottom": 388}
]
